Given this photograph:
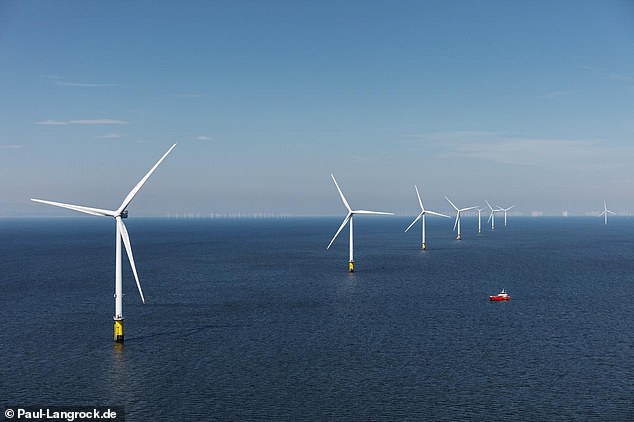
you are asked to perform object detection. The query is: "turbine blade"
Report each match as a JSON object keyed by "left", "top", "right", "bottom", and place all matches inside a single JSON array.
[
  {"left": 414, "top": 185, "right": 424, "bottom": 211},
  {"left": 116, "top": 144, "right": 177, "bottom": 215},
  {"left": 507, "top": 205, "right": 517, "bottom": 211},
  {"left": 353, "top": 210, "right": 394, "bottom": 215},
  {"left": 445, "top": 196, "right": 459, "bottom": 211},
  {"left": 598, "top": 210, "right": 606, "bottom": 217},
  {"left": 327, "top": 213, "right": 351, "bottom": 250},
  {"left": 404, "top": 212, "right": 423, "bottom": 232},
  {"left": 488, "top": 211, "right": 493, "bottom": 223},
  {"left": 331, "top": 174, "right": 351, "bottom": 212},
  {"left": 118, "top": 219, "right": 145, "bottom": 304},
  {"left": 608, "top": 210, "right": 616, "bottom": 215},
  {"left": 453, "top": 214, "right": 459, "bottom": 231},
  {"left": 460, "top": 206, "right": 478, "bottom": 212},
  {"left": 426, "top": 210, "right": 451, "bottom": 218},
  {"left": 31, "top": 199, "right": 115, "bottom": 217},
  {"left": 485, "top": 200, "right": 493, "bottom": 211}
]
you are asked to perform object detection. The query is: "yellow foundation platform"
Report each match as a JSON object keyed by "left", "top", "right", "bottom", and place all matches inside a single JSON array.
[{"left": 114, "top": 319, "right": 124, "bottom": 343}]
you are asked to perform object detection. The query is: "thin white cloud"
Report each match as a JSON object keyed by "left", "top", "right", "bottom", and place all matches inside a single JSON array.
[
  {"left": 36, "top": 119, "right": 129, "bottom": 126},
  {"left": 36, "top": 119, "right": 69, "bottom": 125},
  {"left": 99, "top": 133, "right": 124, "bottom": 139},
  {"left": 42, "top": 75, "right": 117, "bottom": 88},
  {"left": 538, "top": 90, "right": 575, "bottom": 99},
  {"left": 177, "top": 93, "right": 205, "bottom": 98},
  {"left": 70, "top": 119, "right": 128, "bottom": 125},
  {"left": 195, "top": 135, "right": 213, "bottom": 141},
  {"left": 55, "top": 81, "right": 117, "bottom": 87},
  {"left": 411, "top": 131, "right": 634, "bottom": 170},
  {"left": 0, "top": 144, "right": 24, "bottom": 149}
]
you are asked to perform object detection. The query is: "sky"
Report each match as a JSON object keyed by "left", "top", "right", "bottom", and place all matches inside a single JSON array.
[{"left": 1, "top": 0, "right": 633, "bottom": 217}]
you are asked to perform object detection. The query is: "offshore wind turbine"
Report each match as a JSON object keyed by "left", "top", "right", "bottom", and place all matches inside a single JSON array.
[
  {"left": 445, "top": 196, "right": 477, "bottom": 240},
  {"left": 497, "top": 204, "right": 517, "bottom": 227},
  {"left": 327, "top": 174, "right": 393, "bottom": 272},
  {"left": 404, "top": 185, "right": 450, "bottom": 250},
  {"left": 477, "top": 208, "right": 483, "bottom": 234},
  {"left": 485, "top": 200, "right": 502, "bottom": 230},
  {"left": 32, "top": 144, "right": 176, "bottom": 342},
  {"left": 598, "top": 200, "right": 616, "bottom": 225}
]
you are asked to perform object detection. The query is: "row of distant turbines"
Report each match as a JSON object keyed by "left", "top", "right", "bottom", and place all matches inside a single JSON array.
[
  {"left": 27, "top": 145, "right": 616, "bottom": 343},
  {"left": 325, "top": 175, "right": 516, "bottom": 272}
]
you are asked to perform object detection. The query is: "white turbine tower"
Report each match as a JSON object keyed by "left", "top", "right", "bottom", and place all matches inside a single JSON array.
[
  {"left": 497, "top": 204, "right": 517, "bottom": 227},
  {"left": 404, "top": 185, "right": 450, "bottom": 250},
  {"left": 485, "top": 200, "right": 502, "bottom": 230},
  {"left": 327, "top": 174, "right": 393, "bottom": 272},
  {"left": 445, "top": 196, "right": 477, "bottom": 240},
  {"left": 598, "top": 200, "right": 615, "bottom": 225},
  {"left": 477, "top": 208, "right": 483, "bottom": 234},
  {"left": 31, "top": 144, "right": 176, "bottom": 342}
]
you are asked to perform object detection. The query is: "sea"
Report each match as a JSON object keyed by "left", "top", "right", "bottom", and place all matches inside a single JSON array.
[{"left": 1, "top": 217, "right": 632, "bottom": 421}]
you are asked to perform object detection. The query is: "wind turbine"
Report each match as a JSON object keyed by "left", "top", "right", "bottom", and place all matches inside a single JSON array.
[
  {"left": 485, "top": 200, "right": 502, "bottom": 230},
  {"left": 598, "top": 200, "right": 616, "bottom": 225},
  {"left": 327, "top": 174, "right": 393, "bottom": 272},
  {"left": 497, "top": 204, "right": 517, "bottom": 227},
  {"left": 445, "top": 196, "right": 477, "bottom": 240},
  {"left": 404, "top": 185, "right": 450, "bottom": 250},
  {"left": 477, "top": 208, "right": 483, "bottom": 234},
  {"left": 32, "top": 144, "right": 176, "bottom": 342}
]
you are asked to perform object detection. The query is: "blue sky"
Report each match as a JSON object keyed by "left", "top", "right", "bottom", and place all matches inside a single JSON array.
[{"left": 1, "top": 1, "right": 633, "bottom": 216}]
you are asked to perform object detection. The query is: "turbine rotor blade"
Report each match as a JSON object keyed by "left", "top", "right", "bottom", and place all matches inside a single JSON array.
[
  {"left": 485, "top": 200, "right": 493, "bottom": 211},
  {"left": 445, "top": 196, "right": 459, "bottom": 211},
  {"left": 353, "top": 210, "right": 394, "bottom": 215},
  {"left": 453, "top": 214, "right": 459, "bottom": 231},
  {"left": 31, "top": 199, "right": 115, "bottom": 217},
  {"left": 598, "top": 210, "right": 606, "bottom": 217},
  {"left": 460, "top": 206, "right": 478, "bottom": 212},
  {"left": 426, "top": 210, "right": 451, "bottom": 218},
  {"left": 608, "top": 210, "right": 616, "bottom": 215},
  {"left": 414, "top": 185, "right": 424, "bottom": 211},
  {"left": 116, "top": 144, "right": 177, "bottom": 215},
  {"left": 117, "top": 218, "right": 145, "bottom": 304},
  {"left": 488, "top": 211, "right": 493, "bottom": 223},
  {"left": 327, "top": 213, "right": 351, "bottom": 250},
  {"left": 404, "top": 212, "right": 423, "bottom": 232},
  {"left": 331, "top": 174, "right": 351, "bottom": 212}
]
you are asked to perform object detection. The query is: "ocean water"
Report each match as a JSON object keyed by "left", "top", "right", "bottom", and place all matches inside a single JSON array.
[{"left": 1, "top": 217, "right": 633, "bottom": 421}]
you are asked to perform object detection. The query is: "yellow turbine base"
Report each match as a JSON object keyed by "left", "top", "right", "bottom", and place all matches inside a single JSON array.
[
  {"left": 114, "top": 319, "right": 124, "bottom": 343},
  {"left": 456, "top": 234, "right": 462, "bottom": 240},
  {"left": 422, "top": 243, "right": 426, "bottom": 250},
  {"left": 349, "top": 261, "right": 354, "bottom": 272}
]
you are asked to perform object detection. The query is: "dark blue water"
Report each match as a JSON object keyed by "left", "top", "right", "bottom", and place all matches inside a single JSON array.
[{"left": 1, "top": 217, "right": 633, "bottom": 421}]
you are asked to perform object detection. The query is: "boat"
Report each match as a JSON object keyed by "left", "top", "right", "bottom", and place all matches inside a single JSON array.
[{"left": 489, "top": 289, "right": 510, "bottom": 301}]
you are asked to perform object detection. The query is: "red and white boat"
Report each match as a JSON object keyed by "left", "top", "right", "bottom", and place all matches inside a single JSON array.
[{"left": 489, "top": 289, "right": 510, "bottom": 301}]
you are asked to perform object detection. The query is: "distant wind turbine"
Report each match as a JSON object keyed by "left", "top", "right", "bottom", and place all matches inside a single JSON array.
[
  {"left": 445, "top": 196, "right": 477, "bottom": 240},
  {"left": 485, "top": 200, "right": 502, "bottom": 230},
  {"left": 598, "top": 200, "right": 616, "bottom": 225},
  {"left": 497, "top": 204, "right": 517, "bottom": 227},
  {"left": 404, "top": 185, "right": 450, "bottom": 250},
  {"left": 32, "top": 144, "right": 176, "bottom": 342},
  {"left": 327, "top": 175, "right": 393, "bottom": 272}
]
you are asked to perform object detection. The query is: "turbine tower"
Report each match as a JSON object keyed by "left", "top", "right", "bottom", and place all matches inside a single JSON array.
[
  {"left": 327, "top": 174, "right": 393, "bottom": 272},
  {"left": 477, "top": 208, "right": 483, "bottom": 234},
  {"left": 598, "top": 200, "right": 615, "bottom": 225},
  {"left": 485, "top": 200, "right": 502, "bottom": 230},
  {"left": 404, "top": 185, "right": 450, "bottom": 250},
  {"left": 497, "top": 204, "right": 517, "bottom": 227},
  {"left": 32, "top": 144, "right": 176, "bottom": 342},
  {"left": 445, "top": 196, "right": 477, "bottom": 240}
]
